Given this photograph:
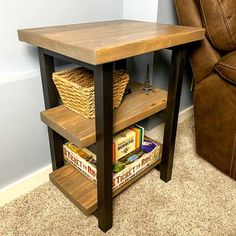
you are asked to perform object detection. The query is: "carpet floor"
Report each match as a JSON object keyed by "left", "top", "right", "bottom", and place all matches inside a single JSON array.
[{"left": 1, "top": 117, "right": 236, "bottom": 236}]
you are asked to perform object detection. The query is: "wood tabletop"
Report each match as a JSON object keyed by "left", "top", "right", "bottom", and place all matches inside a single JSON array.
[{"left": 18, "top": 20, "right": 204, "bottom": 65}]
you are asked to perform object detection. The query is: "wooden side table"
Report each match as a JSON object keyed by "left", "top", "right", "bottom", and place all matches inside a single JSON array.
[{"left": 18, "top": 20, "right": 204, "bottom": 232}]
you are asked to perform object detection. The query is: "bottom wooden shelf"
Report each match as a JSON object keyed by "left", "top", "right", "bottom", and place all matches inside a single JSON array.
[{"left": 49, "top": 160, "right": 161, "bottom": 215}]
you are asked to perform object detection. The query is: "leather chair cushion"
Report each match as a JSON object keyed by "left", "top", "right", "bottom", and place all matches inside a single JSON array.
[
  {"left": 197, "top": 0, "right": 236, "bottom": 51},
  {"left": 194, "top": 73, "right": 236, "bottom": 179},
  {"left": 215, "top": 51, "right": 236, "bottom": 85}
]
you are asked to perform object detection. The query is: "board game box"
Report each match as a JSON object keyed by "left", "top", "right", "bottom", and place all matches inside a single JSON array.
[
  {"left": 63, "top": 136, "right": 161, "bottom": 191},
  {"left": 112, "top": 124, "right": 144, "bottom": 162}
]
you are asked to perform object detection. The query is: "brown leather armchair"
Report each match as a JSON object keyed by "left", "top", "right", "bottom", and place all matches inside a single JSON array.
[{"left": 175, "top": 0, "right": 236, "bottom": 180}]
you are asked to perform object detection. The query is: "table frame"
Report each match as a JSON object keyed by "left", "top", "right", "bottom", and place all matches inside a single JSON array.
[{"left": 38, "top": 45, "right": 186, "bottom": 232}]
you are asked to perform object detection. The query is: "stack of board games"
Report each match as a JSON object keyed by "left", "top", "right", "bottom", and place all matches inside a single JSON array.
[
  {"left": 113, "top": 125, "right": 144, "bottom": 163},
  {"left": 63, "top": 125, "right": 161, "bottom": 191}
]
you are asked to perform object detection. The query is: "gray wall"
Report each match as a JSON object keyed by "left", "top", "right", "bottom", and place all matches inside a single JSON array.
[
  {"left": 155, "top": 0, "right": 193, "bottom": 111},
  {"left": 128, "top": 0, "right": 193, "bottom": 111},
  {"left": 0, "top": 0, "right": 123, "bottom": 188},
  {"left": 125, "top": 0, "right": 193, "bottom": 129}
]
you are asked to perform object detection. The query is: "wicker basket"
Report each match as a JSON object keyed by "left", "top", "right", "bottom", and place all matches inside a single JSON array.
[{"left": 52, "top": 67, "right": 130, "bottom": 119}]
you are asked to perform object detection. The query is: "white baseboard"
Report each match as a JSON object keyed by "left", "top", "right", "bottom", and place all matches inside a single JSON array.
[
  {"left": 0, "top": 165, "right": 52, "bottom": 206},
  {"left": 0, "top": 106, "right": 193, "bottom": 207},
  {"left": 178, "top": 105, "right": 194, "bottom": 124}
]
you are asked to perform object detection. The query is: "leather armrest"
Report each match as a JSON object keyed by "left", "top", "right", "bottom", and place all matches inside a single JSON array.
[{"left": 215, "top": 51, "right": 236, "bottom": 85}]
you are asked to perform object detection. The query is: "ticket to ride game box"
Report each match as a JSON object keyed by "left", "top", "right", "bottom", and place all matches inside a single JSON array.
[{"left": 63, "top": 134, "right": 162, "bottom": 191}]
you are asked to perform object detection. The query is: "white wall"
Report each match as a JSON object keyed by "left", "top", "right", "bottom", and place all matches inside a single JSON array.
[
  {"left": 123, "top": 0, "right": 158, "bottom": 22},
  {"left": 0, "top": 0, "right": 123, "bottom": 188},
  {"left": 0, "top": 0, "right": 123, "bottom": 81},
  {"left": 1, "top": 0, "right": 194, "bottom": 188}
]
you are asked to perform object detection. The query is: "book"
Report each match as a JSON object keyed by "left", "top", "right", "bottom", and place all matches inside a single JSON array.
[
  {"left": 113, "top": 124, "right": 144, "bottom": 162},
  {"left": 130, "top": 124, "right": 144, "bottom": 148},
  {"left": 63, "top": 136, "right": 161, "bottom": 191}
]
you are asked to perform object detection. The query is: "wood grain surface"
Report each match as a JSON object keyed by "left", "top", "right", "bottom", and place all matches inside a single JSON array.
[
  {"left": 40, "top": 82, "right": 167, "bottom": 148},
  {"left": 50, "top": 158, "right": 161, "bottom": 215},
  {"left": 18, "top": 20, "right": 205, "bottom": 64}
]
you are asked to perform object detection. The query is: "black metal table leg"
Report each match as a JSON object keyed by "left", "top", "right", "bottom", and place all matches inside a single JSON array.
[
  {"left": 115, "top": 59, "right": 127, "bottom": 70},
  {"left": 160, "top": 46, "right": 186, "bottom": 182},
  {"left": 94, "top": 63, "right": 114, "bottom": 232},
  {"left": 38, "top": 48, "right": 64, "bottom": 171}
]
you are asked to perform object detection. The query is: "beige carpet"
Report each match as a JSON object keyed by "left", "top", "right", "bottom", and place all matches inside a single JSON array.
[{"left": 1, "top": 117, "right": 236, "bottom": 236}]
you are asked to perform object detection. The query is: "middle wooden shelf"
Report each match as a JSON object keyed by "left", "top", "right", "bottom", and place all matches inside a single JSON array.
[{"left": 41, "top": 82, "right": 167, "bottom": 148}]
